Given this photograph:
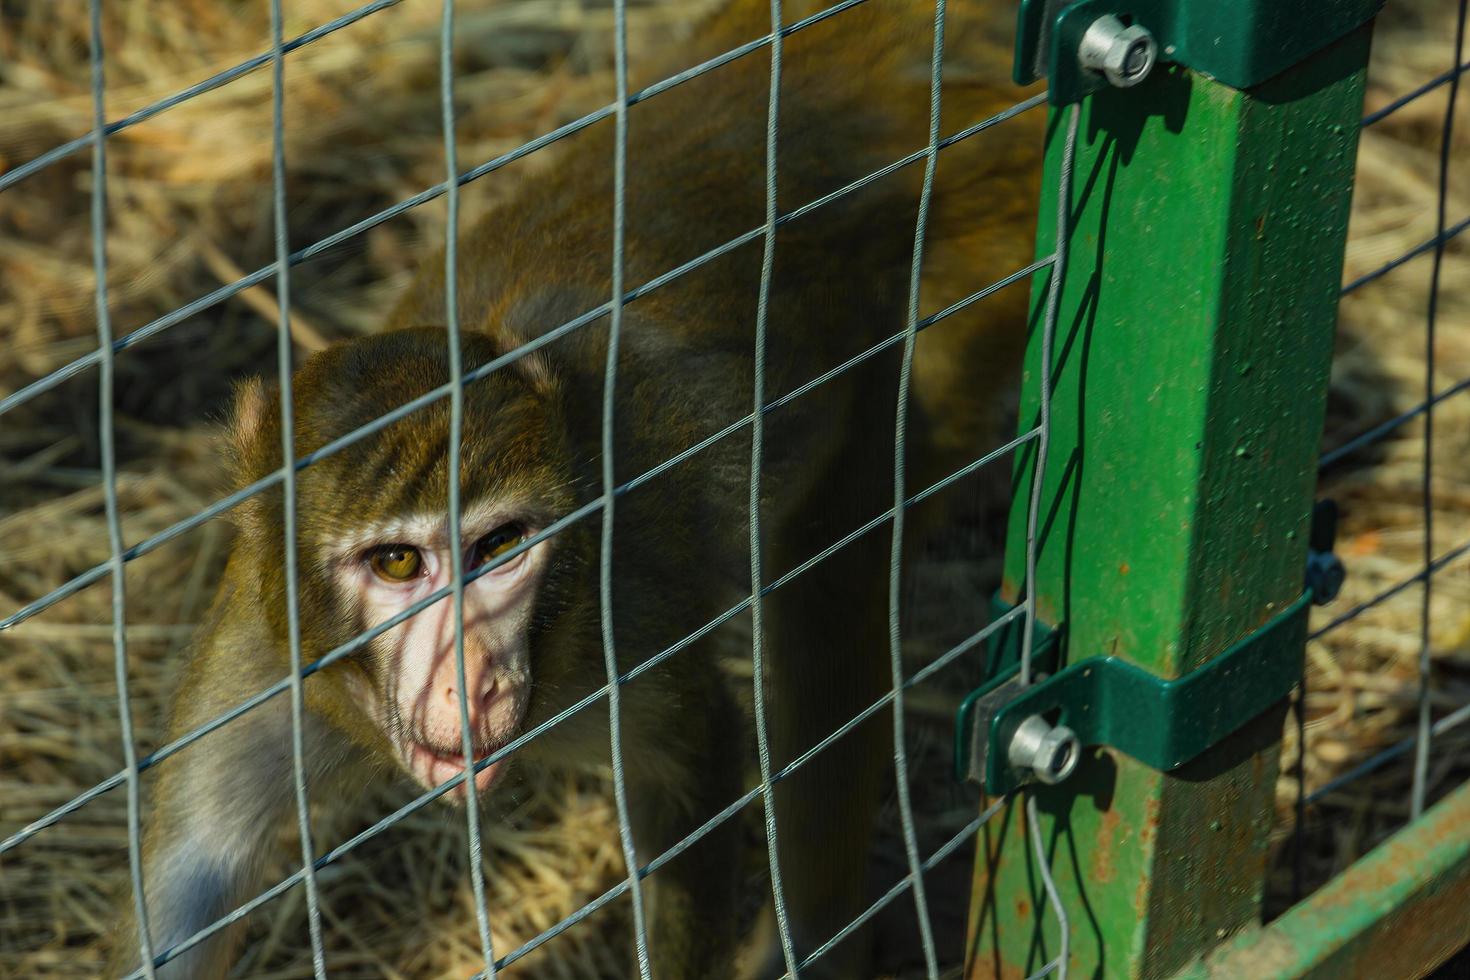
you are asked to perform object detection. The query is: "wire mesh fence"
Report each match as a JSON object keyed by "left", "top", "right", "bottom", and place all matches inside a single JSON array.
[
  {"left": 0, "top": 0, "right": 1465, "bottom": 977},
  {"left": 2, "top": 0, "right": 1063, "bottom": 976},
  {"left": 1284, "top": 0, "right": 1470, "bottom": 910}
]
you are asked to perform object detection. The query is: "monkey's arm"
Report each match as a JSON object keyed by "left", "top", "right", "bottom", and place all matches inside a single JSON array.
[{"left": 106, "top": 609, "right": 320, "bottom": 980}]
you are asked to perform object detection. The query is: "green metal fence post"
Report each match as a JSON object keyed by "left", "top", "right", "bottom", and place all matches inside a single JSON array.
[{"left": 964, "top": 21, "right": 1374, "bottom": 980}]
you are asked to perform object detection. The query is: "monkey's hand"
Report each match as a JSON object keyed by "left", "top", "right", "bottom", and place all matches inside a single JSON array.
[{"left": 106, "top": 683, "right": 311, "bottom": 980}]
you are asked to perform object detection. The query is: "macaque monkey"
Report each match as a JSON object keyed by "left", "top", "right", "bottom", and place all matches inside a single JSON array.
[{"left": 106, "top": 1, "right": 1040, "bottom": 977}]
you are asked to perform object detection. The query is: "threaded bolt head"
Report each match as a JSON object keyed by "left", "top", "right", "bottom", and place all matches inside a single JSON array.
[
  {"left": 1007, "top": 715, "right": 1082, "bottom": 786},
  {"left": 1079, "top": 15, "right": 1158, "bottom": 89}
]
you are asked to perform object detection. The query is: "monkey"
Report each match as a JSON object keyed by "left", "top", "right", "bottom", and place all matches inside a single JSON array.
[{"left": 104, "top": 1, "right": 1040, "bottom": 977}]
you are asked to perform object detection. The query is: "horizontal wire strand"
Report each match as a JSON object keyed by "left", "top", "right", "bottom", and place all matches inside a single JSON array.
[{"left": 0, "top": 0, "right": 907, "bottom": 419}]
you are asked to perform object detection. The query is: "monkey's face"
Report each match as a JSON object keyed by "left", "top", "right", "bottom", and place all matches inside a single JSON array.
[
  {"left": 231, "top": 327, "right": 578, "bottom": 800},
  {"left": 328, "top": 502, "right": 551, "bottom": 797}
]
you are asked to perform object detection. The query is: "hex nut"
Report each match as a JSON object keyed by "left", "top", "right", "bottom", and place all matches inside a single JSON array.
[
  {"left": 1078, "top": 15, "right": 1158, "bottom": 89},
  {"left": 1007, "top": 715, "right": 1082, "bottom": 786}
]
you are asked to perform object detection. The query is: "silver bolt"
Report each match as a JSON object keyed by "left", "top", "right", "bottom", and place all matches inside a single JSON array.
[
  {"left": 1078, "top": 15, "right": 1158, "bottom": 89},
  {"left": 1007, "top": 715, "right": 1082, "bottom": 786}
]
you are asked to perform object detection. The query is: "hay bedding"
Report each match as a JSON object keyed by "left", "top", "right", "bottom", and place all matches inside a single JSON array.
[{"left": 0, "top": 0, "right": 1465, "bottom": 976}]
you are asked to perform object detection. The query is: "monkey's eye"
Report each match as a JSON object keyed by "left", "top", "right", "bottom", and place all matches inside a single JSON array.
[
  {"left": 368, "top": 545, "right": 423, "bottom": 582},
  {"left": 471, "top": 524, "right": 527, "bottom": 569}
]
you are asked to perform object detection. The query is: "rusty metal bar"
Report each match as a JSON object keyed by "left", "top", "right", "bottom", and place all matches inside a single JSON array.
[{"left": 1176, "top": 776, "right": 1470, "bottom": 979}]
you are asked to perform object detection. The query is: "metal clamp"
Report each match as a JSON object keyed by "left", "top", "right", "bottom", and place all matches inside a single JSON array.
[
  {"left": 1014, "top": 0, "right": 1385, "bottom": 105},
  {"left": 957, "top": 509, "right": 1345, "bottom": 793}
]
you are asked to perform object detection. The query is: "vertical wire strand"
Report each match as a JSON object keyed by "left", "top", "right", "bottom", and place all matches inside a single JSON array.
[
  {"left": 440, "top": 0, "right": 498, "bottom": 969},
  {"left": 603, "top": 1, "right": 653, "bottom": 973},
  {"left": 1411, "top": 0, "right": 1467, "bottom": 820},
  {"left": 89, "top": 4, "right": 156, "bottom": 976},
  {"left": 1019, "top": 103, "right": 1080, "bottom": 686},
  {"left": 885, "top": 2, "right": 949, "bottom": 975},
  {"left": 1290, "top": 679, "right": 1307, "bottom": 903},
  {"left": 1019, "top": 101, "right": 1081, "bottom": 980},
  {"left": 1027, "top": 795, "right": 1069, "bottom": 980},
  {"left": 749, "top": 1, "right": 800, "bottom": 975},
  {"left": 269, "top": 2, "right": 328, "bottom": 975}
]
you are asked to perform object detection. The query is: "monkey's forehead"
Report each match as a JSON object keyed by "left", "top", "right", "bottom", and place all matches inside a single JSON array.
[{"left": 288, "top": 428, "right": 570, "bottom": 539}]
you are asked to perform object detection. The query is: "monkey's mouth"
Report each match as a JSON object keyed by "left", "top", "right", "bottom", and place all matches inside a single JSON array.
[{"left": 405, "top": 740, "right": 510, "bottom": 798}]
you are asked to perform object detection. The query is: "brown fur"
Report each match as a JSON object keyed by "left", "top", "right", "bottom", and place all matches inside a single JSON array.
[{"left": 108, "top": 1, "right": 1041, "bottom": 977}]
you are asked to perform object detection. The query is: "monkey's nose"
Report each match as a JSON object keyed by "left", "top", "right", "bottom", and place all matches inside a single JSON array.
[{"left": 442, "top": 671, "right": 500, "bottom": 722}]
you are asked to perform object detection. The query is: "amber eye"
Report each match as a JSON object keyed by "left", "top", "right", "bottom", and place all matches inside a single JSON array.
[
  {"left": 472, "top": 524, "right": 526, "bottom": 568},
  {"left": 369, "top": 545, "right": 422, "bottom": 582}
]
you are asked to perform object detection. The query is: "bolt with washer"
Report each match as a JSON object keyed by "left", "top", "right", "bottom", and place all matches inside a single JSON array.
[
  {"left": 1007, "top": 715, "right": 1082, "bottom": 786},
  {"left": 1078, "top": 14, "right": 1158, "bottom": 88}
]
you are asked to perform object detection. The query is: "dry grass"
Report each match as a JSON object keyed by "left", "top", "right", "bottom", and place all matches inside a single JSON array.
[{"left": 0, "top": 0, "right": 1466, "bottom": 976}]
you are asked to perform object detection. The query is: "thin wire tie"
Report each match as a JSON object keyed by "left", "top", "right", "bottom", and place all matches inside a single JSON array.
[
  {"left": 1017, "top": 100, "right": 1082, "bottom": 980},
  {"left": 1027, "top": 794, "right": 1069, "bottom": 979}
]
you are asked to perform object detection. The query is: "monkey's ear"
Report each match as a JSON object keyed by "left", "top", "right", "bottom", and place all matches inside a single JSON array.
[
  {"left": 228, "top": 377, "right": 269, "bottom": 460},
  {"left": 223, "top": 377, "right": 274, "bottom": 539}
]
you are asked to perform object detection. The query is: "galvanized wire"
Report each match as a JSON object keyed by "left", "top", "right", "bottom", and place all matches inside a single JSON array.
[
  {"left": 883, "top": 1, "right": 950, "bottom": 973},
  {"left": 1311, "top": 532, "right": 1470, "bottom": 643},
  {"left": 1017, "top": 99, "right": 1081, "bottom": 980},
  {"left": 0, "top": 0, "right": 402, "bottom": 197},
  {"left": 1018, "top": 103, "right": 1080, "bottom": 688},
  {"left": 601, "top": 1, "right": 653, "bottom": 973},
  {"left": 0, "top": 95, "right": 1045, "bottom": 636},
  {"left": 1339, "top": 213, "right": 1470, "bottom": 298},
  {"left": 4, "top": 4, "right": 1063, "bottom": 971},
  {"left": 0, "top": 0, "right": 877, "bottom": 421},
  {"left": 1411, "top": 0, "right": 1467, "bottom": 821},
  {"left": 797, "top": 794, "right": 1009, "bottom": 972},
  {"left": 1319, "top": 364, "right": 1470, "bottom": 470},
  {"left": 1363, "top": 57, "right": 1469, "bottom": 127},
  {"left": 89, "top": 2, "right": 156, "bottom": 975},
  {"left": 0, "top": 250, "right": 1048, "bottom": 859},
  {"left": 1027, "top": 794, "right": 1069, "bottom": 980},
  {"left": 1306, "top": 699, "right": 1470, "bottom": 807},
  {"left": 268, "top": 1, "right": 329, "bottom": 976},
  {"left": 747, "top": 0, "right": 800, "bottom": 974},
  {"left": 1287, "top": 39, "right": 1470, "bottom": 839},
  {"left": 118, "top": 434, "right": 1037, "bottom": 977},
  {"left": 440, "top": 0, "right": 498, "bottom": 971}
]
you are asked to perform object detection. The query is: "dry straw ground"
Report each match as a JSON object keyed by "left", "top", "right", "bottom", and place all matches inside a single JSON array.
[{"left": 0, "top": 1, "right": 1466, "bottom": 977}]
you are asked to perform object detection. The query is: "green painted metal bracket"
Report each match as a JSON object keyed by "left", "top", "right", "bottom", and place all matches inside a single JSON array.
[
  {"left": 1015, "top": 0, "right": 1384, "bottom": 104},
  {"left": 958, "top": 501, "right": 1340, "bottom": 791},
  {"left": 980, "top": 591, "right": 1311, "bottom": 796}
]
